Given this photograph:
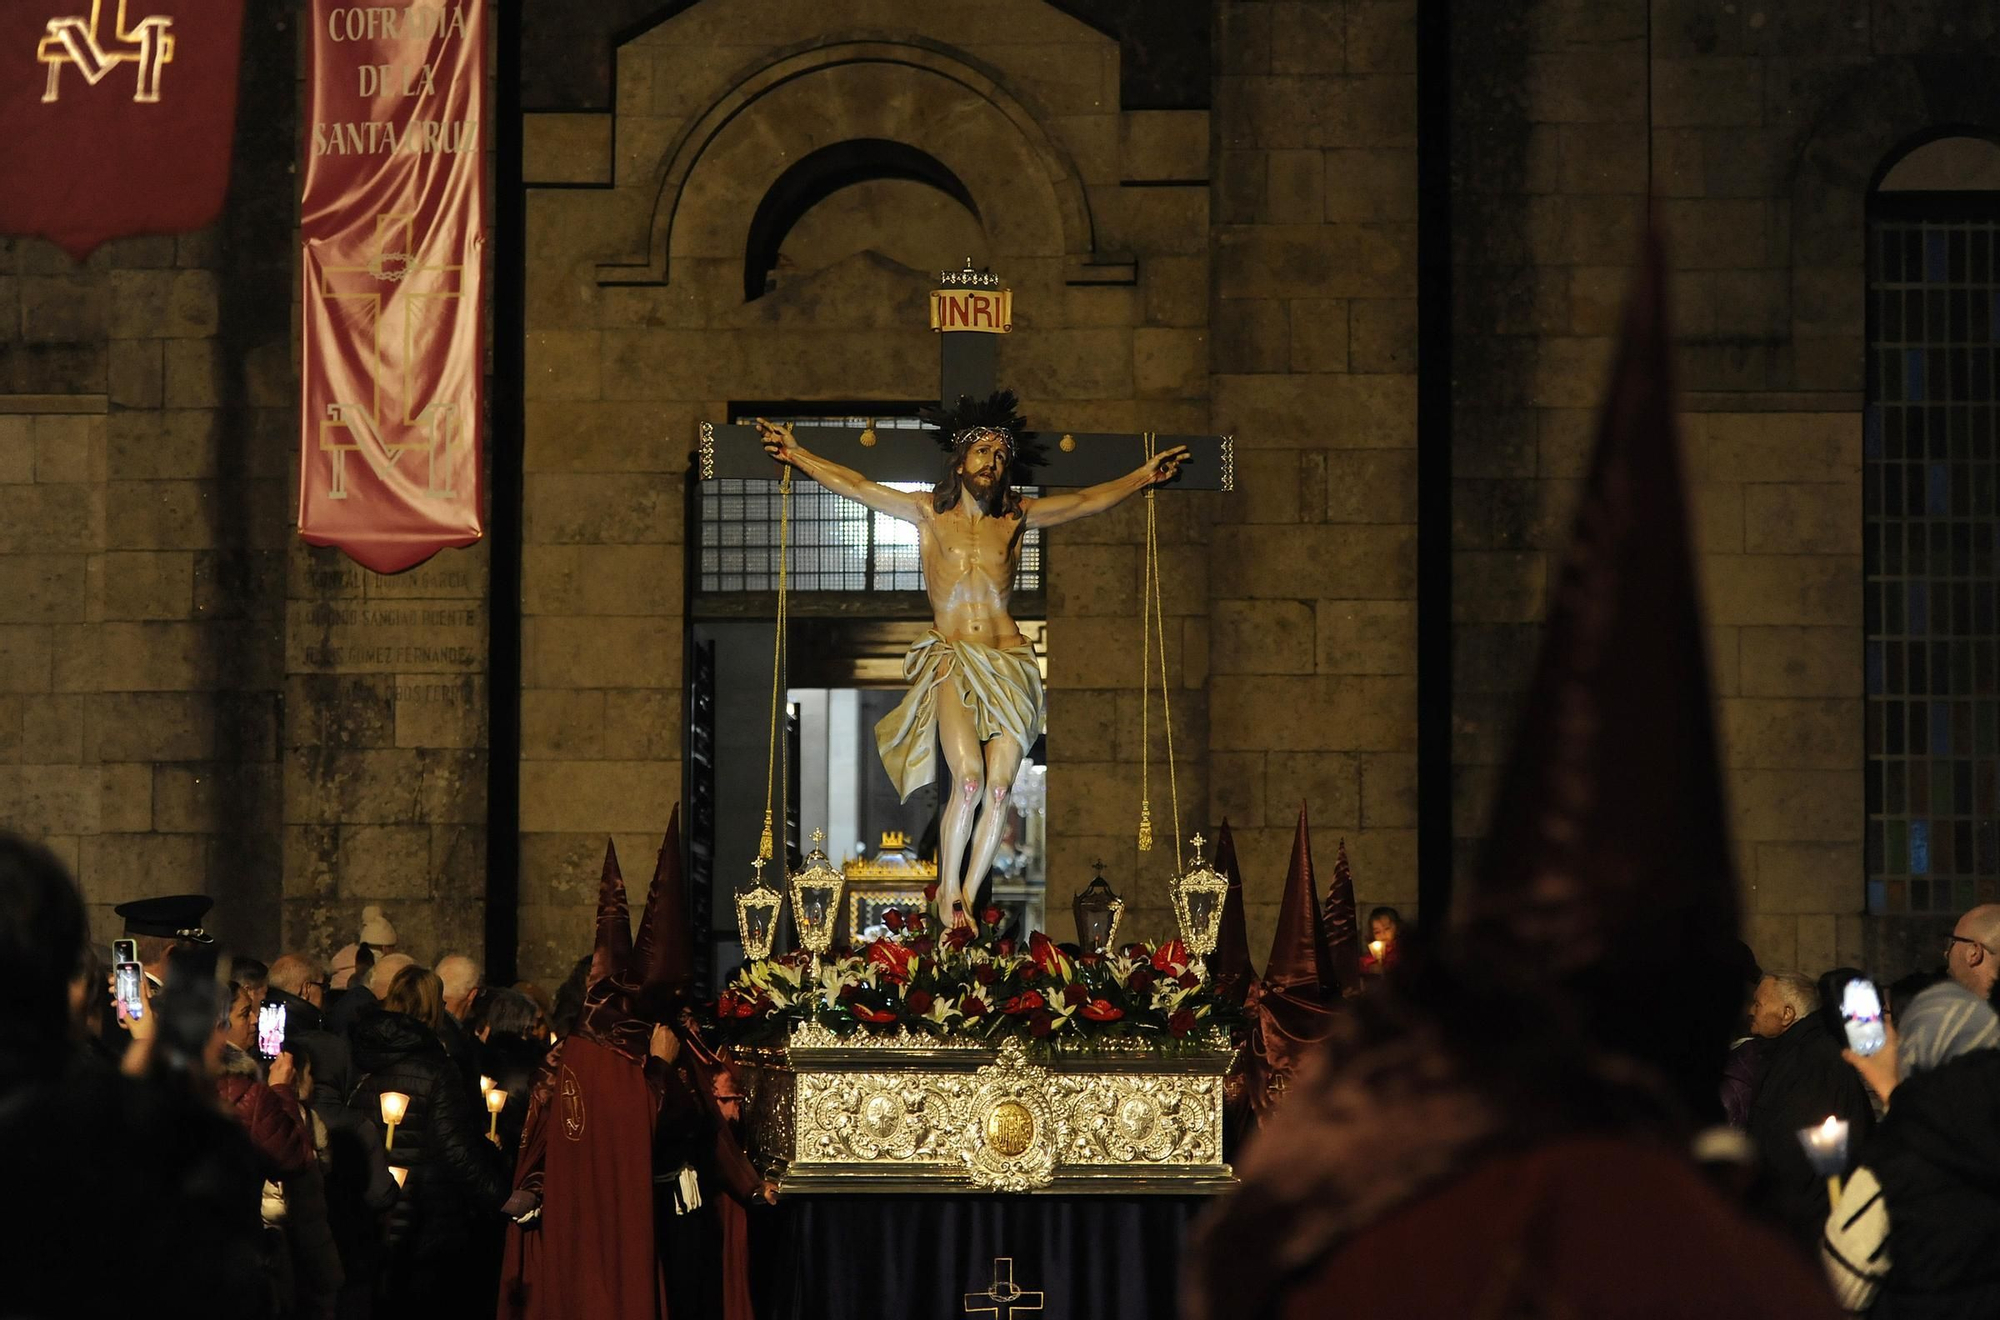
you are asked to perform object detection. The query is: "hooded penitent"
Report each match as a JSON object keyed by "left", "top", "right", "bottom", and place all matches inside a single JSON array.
[
  {"left": 1320, "top": 838, "right": 1362, "bottom": 996},
  {"left": 1243, "top": 805, "right": 1342, "bottom": 1115},
  {"left": 1209, "top": 820, "right": 1256, "bottom": 1008},
  {"left": 577, "top": 840, "right": 649, "bottom": 1064},
  {"left": 1186, "top": 233, "right": 1776, "bottom": 1320}
]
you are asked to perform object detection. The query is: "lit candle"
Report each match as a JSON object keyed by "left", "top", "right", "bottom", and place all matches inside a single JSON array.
[
  {"left": 486, "top": 1085, "right": 507, "bottom": 1143},
  {"left": 379, "top": 1090, "right": 410, "bottom": 1150},
  {"left": 389, "top": 1165, "right": 408, "bottom": 1189},
  {"left": 479, "top": 1074, "right": 496, "bottom": 1098},
  {"left": 1369, "top": 939, "right": 1386, "bottom": 963},
  {"left": 1797, "top": 1115, "right": 1851, "bottom": 1203}
]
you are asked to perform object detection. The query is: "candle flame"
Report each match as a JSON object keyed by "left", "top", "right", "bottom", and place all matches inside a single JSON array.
[
  {"left": 1821, "top": 1115, "right": 1841, "bottom": 1134},
  {"left": 479, "top": 1074, "right": 496, "bottom": 1096}
]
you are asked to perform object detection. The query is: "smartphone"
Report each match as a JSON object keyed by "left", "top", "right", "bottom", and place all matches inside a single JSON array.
[
  {"left": 257, "top": 1001, "right": 287, "bottom": 1059},
  {"left": 112, "top": 937, "right": 144, "bottom": 1022},
  {"left": 1841, "top": 977, "right": 1888, "bottom": 1057}
]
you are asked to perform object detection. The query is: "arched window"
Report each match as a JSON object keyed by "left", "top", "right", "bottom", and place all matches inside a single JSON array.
[{"left": 1865, "top": 133, "right": 2000, "bottom": 915}]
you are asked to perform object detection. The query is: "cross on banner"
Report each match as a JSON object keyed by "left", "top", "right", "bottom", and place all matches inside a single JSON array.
[
  {"left": 962, "top": 1257, "right": 1045, "bottom": 1320},
  {"left": 697, "top": 260, "right": 1234, "bottom": 492},
  {"left": 317, "top": 211, "right": 465, "bottom": 500}
]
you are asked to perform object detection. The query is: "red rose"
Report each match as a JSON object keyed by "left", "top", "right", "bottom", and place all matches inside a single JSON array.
[
  {"left": 1177, "top": 970, "right": 1200, "bottom": 989},
  {"left": 1018, "top": 963, "right": 1042, "bottom": 983},
  {"left": 1152, "top": 941, "right": 1190, "bottom": 975},
  {"left": 908, "top": 914, "right": 928, "bottom": 935},
  {"left": 995, "top": 938, "right": 1016, "bottom": 957},
  {"left": 1002, "top": 990, "right": 1046, "bottom": 1015},
  {"left": 944, "top": 926, "right": 975, "bottom": 952},
  {"left": 975, "top": 963, "right": 999, "bottom": 986},
  {"left": 1062, "top": 983, "right": 1089, "bottom": 1007},
  {"left": 1128, "top": 968, "right": 1156, "bottom": 993},
  {"left": 910, "top": 935, "right": 936, "bottom": 956},
  {"left": 883, "top": 909, "right": 906, "bottom": 933},
  {"left": 924, "top": 883, "right": 939, "bottom": 903},
  {"left": 1027, "top": 1009, "right": 1057, "bottom": 1038},
  {"left": 907, "top": 989, "right": 936, "bottom": 1014},
  {"left": 1079, "top": 998, "right": 1125, "bottom": 1022},
  {"left": 852, "top": 1003, "right": 898, "bottom": 1024},
  {"left": 837, "top": 983, "right": 857, "bottom": 1001},
  {"left": 960, "top": 993, "right": 989, "bottom": 1017},
  {"left": 867, "top": 939, "right": 915, "bottom": 984},
  {"left": 1122, "top": 942, "right": 1149, "bottom": 960},
  {"left": 1168, "top": 1008, "right": 1197, "bottom": 1036},
  {"left": 981, "top": 905, "right": 1003, "bottom": 927}
]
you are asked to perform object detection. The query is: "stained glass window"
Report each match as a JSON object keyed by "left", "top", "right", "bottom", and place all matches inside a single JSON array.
[{"left": 1865, "top": 200, "right": 2000, "bottom": 915}]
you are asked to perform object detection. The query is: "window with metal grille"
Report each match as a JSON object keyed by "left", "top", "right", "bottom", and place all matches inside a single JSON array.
[
  {"left": 696, "top": 413, "right": 1043, "bottom": 594},
  {"left": 1865, "top": 199, "right": 2000, "bottom": 916}
]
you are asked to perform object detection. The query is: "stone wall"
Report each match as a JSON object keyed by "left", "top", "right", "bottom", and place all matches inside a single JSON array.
[
  {"left": 1450, "top": 0, "right": 2000, "bottom": 977},
  {"left": 1206, "top": 0, "right": 1421, "bottom": 951}
]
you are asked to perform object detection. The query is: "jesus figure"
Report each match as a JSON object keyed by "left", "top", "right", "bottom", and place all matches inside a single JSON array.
[{"left": 756, "top": 393, "right": 1186, "bottom": 931}]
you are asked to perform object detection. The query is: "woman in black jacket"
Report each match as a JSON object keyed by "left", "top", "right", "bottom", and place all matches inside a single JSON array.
[{"left": 349, "top": 966, "right": 506, "bottom": 1319}]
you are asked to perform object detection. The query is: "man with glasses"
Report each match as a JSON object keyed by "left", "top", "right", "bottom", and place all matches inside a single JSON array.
[
  {"left": 1944, "top": 905, "right": 2000, "bottom": 1000},
  {"left": 268, "top": 952, "right": 331, "bottom": 1034}
]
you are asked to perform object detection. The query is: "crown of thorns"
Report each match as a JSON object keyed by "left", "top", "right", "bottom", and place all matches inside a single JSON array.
[{"left": 919, "top": 390, "right": 1047, "bottom": 477}]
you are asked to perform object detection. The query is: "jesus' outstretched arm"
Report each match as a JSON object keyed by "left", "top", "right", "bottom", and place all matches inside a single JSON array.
[
  {"left": 755, "top": 419, "right": 926, "bottom": 522},
  {"left": 1024, "top": 444, "right": 1189, "bottom": 528}
]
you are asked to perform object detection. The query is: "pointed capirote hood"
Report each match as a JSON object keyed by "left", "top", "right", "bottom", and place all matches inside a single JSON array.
[
  {"left": 588, "top": 839, "right": 632, "bottom": 986},
  {"left": 1263, "top": 805, "right": 1332, "bottom": 993},
  {"left": 634, "top": 807, "right": 693, "bottom": 1000},
  {"left": 1455, "top": 227, "right": 1741, "bottom": 1116},
  {"left": 1321, "top": 838, "right": 1362, "bottom": 994},
  {"left": 1209, "top": 820, "right": 1256, "bottom": 1007}
]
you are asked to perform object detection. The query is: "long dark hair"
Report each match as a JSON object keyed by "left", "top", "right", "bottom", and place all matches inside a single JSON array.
[{"left": 932, "top": 434, "right": 1025, "bottom": 519}]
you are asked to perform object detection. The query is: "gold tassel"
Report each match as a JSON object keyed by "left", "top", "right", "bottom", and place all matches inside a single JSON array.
[
  {"left": 758, "top": 811, "right": 774, "bottom": 861},
  {"left": 1137, "top": 802, "right": 1154, "bottom": 852}
]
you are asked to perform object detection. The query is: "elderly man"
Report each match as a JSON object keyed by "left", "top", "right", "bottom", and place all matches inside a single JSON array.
[
  {"left": 1944, "top": 903, "right": 2000, "bottom": 1000},
  {"left": 267, "top": 952, "right": 329, "bottom": 1034},
  {"left": 434, "top": 952, "right": 483, "bottom": 1095},
  {"left": 1746, "top": 972, "right": 1876, "bottom": 1248}
]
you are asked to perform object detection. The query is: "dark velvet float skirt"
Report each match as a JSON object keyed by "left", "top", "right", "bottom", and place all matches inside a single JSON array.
[{"left": 749, "top": 1193, "right": 1211, "bottom": 1320}]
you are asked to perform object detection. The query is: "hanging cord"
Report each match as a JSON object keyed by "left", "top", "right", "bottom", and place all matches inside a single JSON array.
[
  {"left": 1135, "top": 433, "right": 1184, "bottom": 872},
  {"left": 759, "top": 465, "right": 792, "bottom": 861}
]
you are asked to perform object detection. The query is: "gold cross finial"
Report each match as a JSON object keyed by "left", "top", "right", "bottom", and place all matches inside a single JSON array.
[
  {"left": 1190, "top": 832, "right": 1206, "bottom": 856},
  {"left": 750, "top": 855, "right": 766, "bottom": 882},
  {"left": 811, "top": 828, "right": 826, "bottom": 845}
]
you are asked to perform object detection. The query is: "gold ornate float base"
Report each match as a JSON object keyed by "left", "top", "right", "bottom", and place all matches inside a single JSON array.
[{"left": 738, "top": 1029, "right": 1234, "bottom": 1196}]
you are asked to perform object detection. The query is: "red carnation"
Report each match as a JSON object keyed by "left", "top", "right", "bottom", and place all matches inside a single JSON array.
[
  {"left": 975, "top": 963, "right": 999, "bottom": 985},
  {"left": 1062, "top": 983, "right": 1089, "bottom": 1007},
  {"left": 960, "top": 993, "right": 989, "bottom": 1017},
  {"left": 1079, "top": 998, "right": 1125, "bottom": 1022},
  {"left": 1168, "top": 1008, "right": 1197, "bottom": 1036},
  {"left": 907, "top": 989, "right": 935, "bottom": 1014},
  {"left": 883, "top": 909, "right": 906, "bottom": 933},
  {"left": 852, "top": 1003, "right": 898, "bottom": 1024},
  {"left": 981, "top": 905, "right": 1003, "bottom": 927},
  {"left": 1128, "top": 968, "right": 1156, "bottom": 993},
  {"left": 1027, "top": 1009, "right": 1057, "bottom": 1038},
  {"left": 1002, "top": 990, "right": 1046, "bottom": 1015}
]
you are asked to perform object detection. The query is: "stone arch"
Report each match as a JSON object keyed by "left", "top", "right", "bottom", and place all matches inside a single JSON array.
[
  {"left": 1787, "top": 58, "right": 2000, "bottom": 387},
  {"left": 596, "top": 38, "right": 1101, "bottom": 290}
]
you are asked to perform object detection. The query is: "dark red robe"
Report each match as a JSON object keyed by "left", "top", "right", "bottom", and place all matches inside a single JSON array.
[{"left": 499, "top": 1035, "right": 694, "bottom": 1320}]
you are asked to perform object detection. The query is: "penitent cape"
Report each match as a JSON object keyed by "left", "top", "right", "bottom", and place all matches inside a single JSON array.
[{"left": 500, "top": 841, "right": 692, "bottom": 1320}]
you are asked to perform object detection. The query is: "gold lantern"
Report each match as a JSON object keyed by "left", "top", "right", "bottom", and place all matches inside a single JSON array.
[
  {"left": 789, "top": 829, "right": 845, "bottom": 971},
  {"left": 736, "top": 855, "right": 784, "bottom": 962},
  {"left": 1071, "top": 861, "right": 1126, "bottom": 955},
  {"left": 1169, "top": 834, "right": 1230, "bottom": 979}
]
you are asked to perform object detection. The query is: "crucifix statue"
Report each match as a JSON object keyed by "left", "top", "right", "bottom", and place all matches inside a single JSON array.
[{"left": 701, "top": 261, "right": 1233, "bottom": 933}]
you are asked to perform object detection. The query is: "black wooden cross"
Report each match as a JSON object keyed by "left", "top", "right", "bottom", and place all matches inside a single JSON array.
[
  {"left": 962, "top": 1256, "right": 1045, "bottom": 1320},
  {"left": 696, "top": 260, "right": 1234, "bottom": 492}
]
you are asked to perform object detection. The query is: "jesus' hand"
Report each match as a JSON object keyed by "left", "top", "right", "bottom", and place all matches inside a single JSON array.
[
  {"left": 1146, "top": 444, "right": 1191, "bottom": 484},
  {"left": 754, "top": 418, "right": 800, "bottom": 467}
]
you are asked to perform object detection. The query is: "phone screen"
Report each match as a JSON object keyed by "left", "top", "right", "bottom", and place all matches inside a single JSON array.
[
  {"left": 1841, "top": 977, "right": 1887, "bottom": 1057},
  {"left": 114, "top": 962, "right": 145, "bottom": 1021},
  {"left": 257, "top": 1002, "right": 287, "bottom": 1058}
]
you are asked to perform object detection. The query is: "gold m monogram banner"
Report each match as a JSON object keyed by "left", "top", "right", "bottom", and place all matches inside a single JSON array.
[
  {"left": 299, "top": 0, "right": 484, "bottom": 574},
  {"left": 0, "top": 0, "right": 245, "bottom": 259}
]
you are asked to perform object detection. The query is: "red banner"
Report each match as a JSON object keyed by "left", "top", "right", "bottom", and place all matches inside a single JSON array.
[
  {"left": 299, "top": 0, "right": 484, "bottom": 574},
  {"left": 0, "top": 0, "right": 245, "bottom": 260}
]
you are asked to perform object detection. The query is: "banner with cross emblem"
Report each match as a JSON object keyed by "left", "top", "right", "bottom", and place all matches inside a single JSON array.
[
  {"left": 298, "top": 0, "right": 484, "bottom": 574},
  {"left": 0, "top": 0, "right": 245, "bottom": 259}
]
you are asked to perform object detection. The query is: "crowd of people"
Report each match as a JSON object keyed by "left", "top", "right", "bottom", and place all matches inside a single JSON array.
[{"left": 0, "top": 825, "right": 769, "bottom": 1320}]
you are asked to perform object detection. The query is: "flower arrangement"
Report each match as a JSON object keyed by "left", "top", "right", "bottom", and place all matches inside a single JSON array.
[{"left": 715, "top": 901, "right": 1236, "bottom": 1051}]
